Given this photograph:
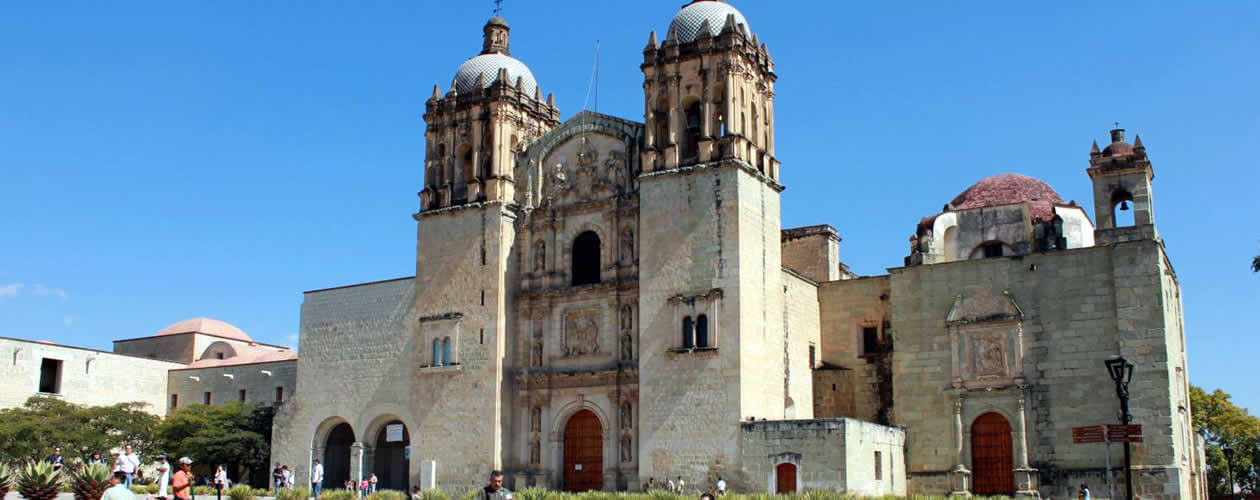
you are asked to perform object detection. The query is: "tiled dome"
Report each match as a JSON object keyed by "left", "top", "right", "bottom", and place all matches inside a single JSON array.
[
  {"left": 668, "top": 1, "right": 751, "bottom": 43},
  {"left": 947, "top": 174, "right": 1065, "bottom": 222},
  {"left": 453, "top": 53, "right": 538, "bottom": 96}
]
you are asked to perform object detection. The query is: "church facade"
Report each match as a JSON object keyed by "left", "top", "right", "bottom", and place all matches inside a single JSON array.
[{"left": 270, "top": 1, "right": 1205, "bottom": 498}]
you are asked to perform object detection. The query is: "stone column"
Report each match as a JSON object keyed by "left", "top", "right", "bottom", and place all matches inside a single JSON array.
[
  {"left": 350, "top": 442, "right": 365, "bottom": 483},
  {"left": 1014, "top": 390, "right": 1041, "bottom": 498},
  {"left": 950, "top": 394, "right": 972, "bottom": 496}
]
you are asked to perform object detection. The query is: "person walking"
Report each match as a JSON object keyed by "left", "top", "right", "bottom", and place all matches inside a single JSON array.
[
  {"left": 155, "top": 456, "right": 171, "bottom": 500},
  {"left": 44, "top": 447, "right": 66, "bottom": 472},
  {"left": 171, "top": 458, "right": 194, "bottom": 500},
  {"left": 1078, "top": 484, "right": 1091, "bottom": 500},
  {"left": 119, "top": 445, "right": 141, "bottom": 488},
  {"left": 477, "top": 470, "right": 510, "bottom": 500},
  {"left": 215, "top": 465, "right": 230, "bottom": 490},
  {"left": 103, "top": 471, "right": 138, "bottom": 500},
  {"left": 665, "top": 478, "right": 675, "bottom": 494},
  {"left": 716, "top": 476, "right": 726, "bottom": 495},
  {"left": 311, "top": 460, "right": 324, "bottom": 500},
  {"left": 676, "top": 476, "right": 685, "bottom": 494},
  {"left": 359, "top": 477, "right": 369, "bottom": 498},
  {"left": 368, "top": 473, "right": 378, "bottom": 494},
  {"left": 272, "top": 463, "right": 285, "bottom": 492}
]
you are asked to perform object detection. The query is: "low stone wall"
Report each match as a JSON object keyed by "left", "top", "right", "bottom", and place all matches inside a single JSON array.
[{"left": 739, "top": 418, "right": 905, "bottom": 496}]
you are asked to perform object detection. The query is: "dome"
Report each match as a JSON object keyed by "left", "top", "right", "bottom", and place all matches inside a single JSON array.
[
  {"left": 156, "top": 317, "right": 252, "bottom": 342},
  {"left": 668, "top": 0, "right": 751, "bottom": 43},
  {"left": 453, "top": 53, "right": 538, "bottom": 96},
  {"left": 947, "top": 173, "right": 1065, "bottom": 222}
]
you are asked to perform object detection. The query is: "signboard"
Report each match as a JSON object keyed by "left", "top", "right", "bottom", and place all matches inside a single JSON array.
[
  {"left": 1073, "top": 425, "right": 1142, "bottom": 444},
  {"left": 386, "top": 424, "right": 405, "bottom": 443}
]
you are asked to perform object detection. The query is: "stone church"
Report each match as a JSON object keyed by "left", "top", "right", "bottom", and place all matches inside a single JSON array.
[{"left": 271, "top": 1, "right": 1205, "bottom": 498}]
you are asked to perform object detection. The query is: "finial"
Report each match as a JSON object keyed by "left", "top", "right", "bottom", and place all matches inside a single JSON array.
[
  {"left": 493, "top": 0, "right": 503, "bottom": 17},
  {"left": 1090, "top": 140, "right": 1101, "bottom": 155},
  {"left": 431, "top": 84, "right": 441, "bottom": 100},
  {"left": 1133, "top": 134, "right": 1144, "bottom": 149},
  {"left": 646, "top": 30, "right": 658, "bottom": 50}
]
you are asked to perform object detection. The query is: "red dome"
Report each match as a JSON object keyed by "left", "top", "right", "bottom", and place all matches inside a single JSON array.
[{"left": 946, "top": 173, "right": 1064, "bottom": 222}]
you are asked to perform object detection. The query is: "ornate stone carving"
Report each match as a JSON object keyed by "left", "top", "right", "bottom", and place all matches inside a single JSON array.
[
  {"left": 620, "top": 402, "right": 632, "bottom": 429},
  {"left": 531, "top": 342, "right": 543, "bottom": 367},
  {"left": 620, "top": 228, "right": 634, "bottom": 262},
  {"left": 529, "top": 439, "right": 541, "bottom": 465},
  {"left": 531, "top": 407, "right": 542, "bottom": 432},
  {"left": 620, "top": 435, "right": 632, "bottom": 462},
  {"left": 533, "top": 241, "right": 546, "bottom": 274},
  {"left": 620, "top": 334, "right": 633, "bottom": 361},
  {"left": 563, "top": 309, "right": 600, "bottom": 357},
  {"left": 620, "top": 305, "right": 633, "bottom": 331},
  {"left": 974, "top": 336, "right": 1006, "bottom": 376}
]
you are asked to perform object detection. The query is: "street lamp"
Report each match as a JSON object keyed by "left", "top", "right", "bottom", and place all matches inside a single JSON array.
[
  {"left": 1223, "top": 447, "right": 1236, "bottom": 500},
  {"left": 1105, "top": 355, "right": 1136, "bottom": 500}
]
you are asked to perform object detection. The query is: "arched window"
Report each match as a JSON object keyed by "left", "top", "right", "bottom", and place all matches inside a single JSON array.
[
  {"left": 459, "top": 146, "right": 474, "bottom": 183},
  {"left": 441, "top": 337, "right": 452, "bottom": 366},
  {"left": 681, "top": 100, "right": 703, "bottom": 161},
  {"left": 682, "top": 316, "right": 695, "bottom": 348},
  {"left": 972, "top": 241, "right": 1006, "bottom": 259},
  {"left": 695, "top": 315, "right": 709, "bottom": 348},
  {"left": 431, "top": 339, "right": 441, "bottom": 366},
  {"left": 1112, "top": 190, "right": 1135, "bottom": 227},
  {"left": 572, "top": 231, "right": 601, "bottom": 286}
]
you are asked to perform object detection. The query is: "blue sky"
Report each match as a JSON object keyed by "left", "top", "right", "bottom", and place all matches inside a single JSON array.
[{"left": 1, "top": 1, "right": 1257, "bottom": 410}]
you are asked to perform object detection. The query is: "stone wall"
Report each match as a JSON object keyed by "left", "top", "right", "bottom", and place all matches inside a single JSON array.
[
  {"left": 783, "top": 270, "right": 819, "bottom": 420},
  {"left": 739, "top": 418, "right": 905, "bottom": 496},
  {"left": 781, "top": 226, "right": 840, "bottom": 283},
  {"left": 889, "top": 240, "right": 1196, "bottom": 498},
  {"left": 167, "top": 359, "right": 296, "bottom": 409},
  {"left": 113, "top": 334, "right": 196, "bottom": 364},
  {"left": 816, "top": 277, "right": 889, "bottom": 422},
  {"left": 0, "top": 337, "right": 183, "bottom": 416}
]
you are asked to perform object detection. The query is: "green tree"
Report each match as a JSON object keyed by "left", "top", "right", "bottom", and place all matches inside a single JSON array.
[
  {"left": 1252, "top": 254, "right": 1259, "bottom": 272},
  {"left": 0, "top": 396, "right": 159, "bottom": 463},
  {"left": 1191, "top": 386, "right": 1260, "bottom": 495},
  {"left": 154, "top": 402, "right": 272, "bottom": 488}
]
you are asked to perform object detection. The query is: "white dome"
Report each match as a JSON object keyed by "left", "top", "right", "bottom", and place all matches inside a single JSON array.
[
  {"left": 668, "top": 1, "right": 751, "bottom": 43},
  {"left": 453, "top": 53, "right": 538, "bottom": 96}
]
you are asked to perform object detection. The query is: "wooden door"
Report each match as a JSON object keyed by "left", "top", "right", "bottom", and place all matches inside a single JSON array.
[
  {"left": 971, "top": 412, "right": 1014, "bottom": 495},
  {"left": 775, "top": 463, "right": 797, "bottom": 493},
  {"left": 563, "top": 410, "right": 603, "bottom": 491}
]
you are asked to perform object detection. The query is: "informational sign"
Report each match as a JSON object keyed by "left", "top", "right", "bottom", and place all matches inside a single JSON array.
[
  {"left": 386, "top": 424, "right": 404, "bottom": 443},
  {"left": 574, "top": 464, "right": 583, "bottom": 471},
  {"left": 404, "top": 446, "right": 411, "bottom": 460},
  {"left": 1073, "top": 424, "right": 1143, "bottom": 444}
]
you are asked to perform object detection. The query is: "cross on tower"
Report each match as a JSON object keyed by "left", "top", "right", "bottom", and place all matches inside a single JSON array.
[{"left": 493, "top": 0, "right": 503, "bottom": 16}]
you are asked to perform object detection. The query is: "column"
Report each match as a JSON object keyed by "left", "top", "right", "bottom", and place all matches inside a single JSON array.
[
  {"left": 950, "top": 394, "right": 971, "bottom": 496},
  {"left": 350, "top": 442, "right": 365, "bottom": 483},
  {"left": 1014, "top": 390, "right": 1040, "bottom": 497}
]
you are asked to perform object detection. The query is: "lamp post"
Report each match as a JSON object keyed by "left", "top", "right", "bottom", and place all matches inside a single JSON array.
[
  {"left": 1105, "top": 355, "right": 1135, "bottom": 500},
  {"left": 1223, "top": 447, "right": 1236, "bottom": 500}
]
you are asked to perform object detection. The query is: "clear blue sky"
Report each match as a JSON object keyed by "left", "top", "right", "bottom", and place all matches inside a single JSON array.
[{"left": 2, "top": 1, "right": 1256, "bottom": 410}]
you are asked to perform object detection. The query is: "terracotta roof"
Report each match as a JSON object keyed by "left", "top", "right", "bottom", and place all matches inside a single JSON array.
[
  {"left": 946, "top": 173, "right": 1064, "bottom": 222},
  {"left": 185, "top": 344, "right": 296, "bottom": 369},
  {"left": 156, "top": 318, "right": 252, "bottom": 342}
]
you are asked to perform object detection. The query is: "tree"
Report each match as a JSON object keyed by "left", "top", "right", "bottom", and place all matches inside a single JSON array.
[
  {"left": 153, "top": 402, "right": 273, "bottom": 488},
  {"left": 1191, "top": 385, "right": 1260, "bottom": 496},
  {"left": 1252, "top": 254, "right": 1259, "bottom": 272},
  {"left": 0, "top": 396, "right": 159, "bottom": 463}
]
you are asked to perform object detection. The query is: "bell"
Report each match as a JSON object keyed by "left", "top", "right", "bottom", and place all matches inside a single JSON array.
[{"left": 1120, "top": 200, "right": 1130, "bottom": 211}]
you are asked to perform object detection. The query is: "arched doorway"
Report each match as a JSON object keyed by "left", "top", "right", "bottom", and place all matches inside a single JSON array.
[
  {"left": 971, "top": 412, "right": 1014, "bottom": 495},
  {"left": 571, "top": 232, "right": 601, "bottom": 286},
  {"left": 373, "top": 421, "right": 410, "bottom": 491},
  {"left": 775, "top": 463, "right": 797, "bottom": 493},
  {"left": 562, "top": 410, "right": 603, "bottom": 491},
  {"left": 323, "top": 423, "right": 354, "bottom": 489}
]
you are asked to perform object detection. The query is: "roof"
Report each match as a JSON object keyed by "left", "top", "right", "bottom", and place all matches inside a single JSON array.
[
  {"left": 946, "top": 173, "right": 1064, "bottom": 222},
  {"left": 183, "top": 344, "right": 296, "bottom": 369},
  {"left": 668, "top": 0, "right": 751, "bottom": 43},
  {"left": 156, "top": 318, "right": 252, "bottom": 342},
  {"left": 454, "top": 53, "right": 538, "bottom": 96}
]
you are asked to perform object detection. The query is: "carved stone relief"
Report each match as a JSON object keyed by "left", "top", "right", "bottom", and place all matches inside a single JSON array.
[
  {"left": 563, "top": 309, "right": 601, "bottom": 357},
  {"left": 620, "top": 435, "right": 632, "bottom": 462},
  {"left": 947, "top": 288, "right": 1026, "bottom": 388}
]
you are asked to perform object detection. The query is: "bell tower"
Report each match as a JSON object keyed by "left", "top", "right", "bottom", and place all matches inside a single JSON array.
[
  {"left": 640, "top": 0, "right": 779, "bottom": 179},
  {"left": 1087, "top": 127, "right": 1158, "bottom": 244}
]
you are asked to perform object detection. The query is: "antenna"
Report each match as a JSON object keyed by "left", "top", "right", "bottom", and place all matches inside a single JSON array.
[
  {"left": 493, "top": 0, "right": 503, "bottom": 16},
  {"left": 581, "top": 40, "right": 601, "bottom": 113}
]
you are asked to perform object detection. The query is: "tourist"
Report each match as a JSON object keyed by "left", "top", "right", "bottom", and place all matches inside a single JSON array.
[
  {"left": 715, "top": 476, "right": 726, "bottom": 495},
  {"left": 172, "top": 458, "right": 194, "bottom": 500},
  {"left": 368, "top": 473, "right": 378, "bottom": 494},
  {"left": 44, "top": 447, "right": 66, "bottom": 472},
  {"left": 215, "top": 464, "right": 230, "bottom": 490},
  {"left": 284, "top": 466, "right": 295, "bottom": 490},
  {"left": 119, "top": 445, "right": 141, "bottom": 488},
  {"left": 103, "top": 471, "right": 138, "bottom": 500},
  {"left": 273, "top": 463, "right": 286, "bottom": 491},
  {"left": 676, "top": 476, "right": 685, "bottom": 493},
  {"left": 477, "top": 470, "right": 510, "bottom": 500},
  {"left": 665, "top": 477, "right": 675, "bottom": 494},
  {"left": 311, "top": 460, "right": 324, "bottom": 500},
  {"left": 644, "top": 477, "right": 655, "bottom": 491},
  {"left": 359, "top": 477, "right": 370, "bottom": 498},
  {"left": 410, "top": 486, "right": 422, "bottom": 500},
  {"left": 1078, "top": 484, "right": 1090, "bottom": 500},
  {"left": 345, "top": 479, "right": 354, "bottom": 491},
  {"left": 155, "top": 456, "right": 171, "bottom": 500},
  {"left": 88, "top": 451, "right": 104, "bottom": 466}
]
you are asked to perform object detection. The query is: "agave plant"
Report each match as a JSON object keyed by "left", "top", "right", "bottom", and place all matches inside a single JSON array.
[
  {"left": 17, "top": 461, "right": 63, "bottom": 500},
  {"left": 0, "top": 462, "right": 15, "bottom": 499},
  {"left": 66, "top": 463, "right": 112, "bottom": 500}
]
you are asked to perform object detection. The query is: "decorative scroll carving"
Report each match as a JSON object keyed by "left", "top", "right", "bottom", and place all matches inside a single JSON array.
[{"left": 563, "top": 309, "right": 600, "bottom": 357}]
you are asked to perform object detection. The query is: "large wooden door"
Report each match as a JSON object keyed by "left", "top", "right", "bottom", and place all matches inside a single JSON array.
[
  {"left": 563, "top": 410, "right": 603, "bottom": 492},
  {"left": 775, "top": 463, "right": 797, "bottom": 493},
  {"left": 971, "top": 412, "right": 1014, "bottom": 495}
]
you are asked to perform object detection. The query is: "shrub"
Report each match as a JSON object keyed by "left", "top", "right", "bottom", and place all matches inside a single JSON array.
[
  {"left": 321, "top": 489, "right": 357, "bottom": 500},
  {"left": 278, "top": 487, "right": 313, "bottom": 500},
  {"left": 367, "top": 491, "right": 407, "bottom": 500},
  {"left": 0, "top": 463, "right": 15, "bottom": 498},
  {"left": 226, "top": 484, "right": 256, "bottom": 500},
  {"left": 16, "top": 461, "right": 64, "bottom": 500},
  {"left": 194, "top": 486, "right": 219, "bottom": 495},
  {"left": 417, "top": 488, "right": 451, "bottom": 500}
]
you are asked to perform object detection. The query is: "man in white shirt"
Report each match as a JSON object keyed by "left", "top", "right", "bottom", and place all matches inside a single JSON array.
[
  {"left": 716, "top": 476, "right": 727, "bottom": 495},
  {"left": 102, "top": 471, "right": 137, "bottom": 500},
  {"left": 311, "top": 460, "right": 325, "bottom": 500},
  {"left": 155, "top": 456, "right": 171, "bottom": 499},
  {"left": 119, "top": 445, "right": 141, "bottom": 488}
]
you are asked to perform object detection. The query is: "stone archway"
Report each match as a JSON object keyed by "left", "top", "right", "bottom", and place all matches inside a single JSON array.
[
  {"left": 322, "top": 423, "right": 355, "bottom": 489},
  {"left": 971, "top": 412, "right": 1014, "bottom": 495},
  {"left": 372, "top": 420, "right": 410, "bottom": 492},
  {"left": 562, "top": 410, "right": 603, "bottom": 492}
]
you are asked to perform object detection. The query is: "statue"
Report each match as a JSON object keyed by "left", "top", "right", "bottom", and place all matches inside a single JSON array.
[
  {"left": 531, "top": 407, "right": 542, "bottom": 432},
  {"left": 533, "top": 241, "right": 546, "bottom": 274},
  {"left": 620, "top": 305, "right": 633, "bottom": 331},
  {"left": 530, "top": 440, "right": 541, "bottom": 465},
  {"left": 621, "top": 228, "right": 634, "bottom": 262},
  {"left": 532, "top": 343, "right": 543, "bottom": 367},
  {"left": 621, "top": 436, "right": 632, "bottom": 462},
  {"left": 621, "top": 402, "right": 632, "bottom": 429},
  {"left": 620, "top": 334, "right": 633, "bottom": 361},
  {"left": 563, "top": 309, "right": 600, "bottom": 357}
]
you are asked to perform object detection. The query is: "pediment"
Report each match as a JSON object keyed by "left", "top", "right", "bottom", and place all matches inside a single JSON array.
[
  {"left": 946, "top": 288, "right": 1023, "bottom": 325},
  {"left": 515, "top": 112, "right": 644, "bottom": 209}
]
